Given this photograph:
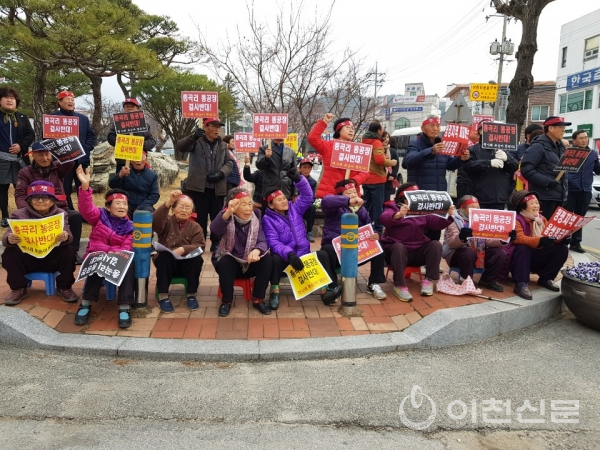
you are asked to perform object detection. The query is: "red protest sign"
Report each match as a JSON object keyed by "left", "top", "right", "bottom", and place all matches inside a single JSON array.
[
  {"left": 43, "top": 114, "right": 79, "bottom": 139},
  {"left": 252, "top": 113, "right": 288, "bottom": 139},
  {"left": 554, "top": 147, "right": 591, "bottom": 172},
  {"left": 329, "top": 140, "right": 372, "bottom": 173},
  {"left": 331, "top": 224, "right": 383, "bottom": 264},
  {"left": 440, "top": 123, "right": 471, "bottom": 156},
  {"left": 234, "top": 133, "right": 262, "bottom": 153},
  {"left": 542, "top": 207, "right": 595, "bottom": 240},
  {"left": 469, "top": 115, "right": 494, "bottom": 146},
  {"left": 181, "top": 91, "right": 218, "bottom": 119},
  {"left": 481, "top": 122, "right": 518, "bottom": 151},
  {"left": 469, "top": 208, "right": 516, "bottom": 239}
]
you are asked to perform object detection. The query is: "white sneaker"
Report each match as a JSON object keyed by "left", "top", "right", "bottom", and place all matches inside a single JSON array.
[
  {"left": 421, "top": 279, "right": 434, "bottom": 296},
  {"left": 367, "top": 283, "right": 386, "bottom": 300},
  {"left": 393, "top": 286, "right": 412, "bottom": 302}
]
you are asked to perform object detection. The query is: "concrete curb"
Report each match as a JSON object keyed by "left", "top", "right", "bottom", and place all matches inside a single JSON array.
[{"left": 0, "top": 289, "right": 562, "bottom": 361}]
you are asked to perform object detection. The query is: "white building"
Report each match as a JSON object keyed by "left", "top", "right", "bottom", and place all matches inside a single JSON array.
[
  {"left": 556, "top": 8, "right": 600, "bottom": 148},
  {"left": 380, "top": 83, "right": 441, "bottom": 131}
]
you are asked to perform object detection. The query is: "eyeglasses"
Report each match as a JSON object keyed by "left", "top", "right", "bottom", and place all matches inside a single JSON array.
[
  {"left": 30, "top": 195, "right": 52, "bottom": 202},
  {"left": 175, "top": 205, "right": 193, "bottom": 211}
]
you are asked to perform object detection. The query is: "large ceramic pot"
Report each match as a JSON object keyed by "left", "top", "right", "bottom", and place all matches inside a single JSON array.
[{"left": 561, "top": 270, "right": 600, "bottom": 331}]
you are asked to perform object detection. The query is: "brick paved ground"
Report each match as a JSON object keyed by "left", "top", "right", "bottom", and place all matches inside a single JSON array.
[{"left": 0, "top": 237, "right": 570, "bottom": 340}]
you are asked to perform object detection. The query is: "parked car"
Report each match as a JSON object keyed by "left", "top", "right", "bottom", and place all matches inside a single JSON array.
[{"left": 590, "top": 173, "right": 600, "bottom": 209}]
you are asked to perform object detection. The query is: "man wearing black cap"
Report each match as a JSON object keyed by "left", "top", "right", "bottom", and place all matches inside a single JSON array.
[
  {"left": 107, "top": 97, "right": 156, "bottom": 174},
  {"left": 520, "top": 116, "right": 571, "bottom": 220},
  {"left": 176, "top": 117, "right": 234, "bottom": 251}
]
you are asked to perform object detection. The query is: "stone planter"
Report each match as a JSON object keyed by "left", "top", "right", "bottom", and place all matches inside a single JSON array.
[{"left": 561, "top": 270, "right": 600, "bottom": 331}]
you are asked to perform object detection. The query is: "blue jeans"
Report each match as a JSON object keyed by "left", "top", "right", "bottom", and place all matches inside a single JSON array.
[{"left": 362, "top": 183, "right": 385, "bottom": 233}]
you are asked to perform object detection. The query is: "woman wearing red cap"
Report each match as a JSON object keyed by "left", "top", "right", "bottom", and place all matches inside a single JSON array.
[{"left": 307, "top": 113, "right": 369, "bottom": 198}]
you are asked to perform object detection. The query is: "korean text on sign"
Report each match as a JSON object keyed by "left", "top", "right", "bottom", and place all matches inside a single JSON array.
[
  {"left": 113, "top": 111, "right": 148, "bottom": 134},
  {"left": 542, "top": 207, "right": 595, "bottom": 241},
  {"left": 468, "top": 208, "right": 516, "bottom": 240},
  {"left": 114, "top": 134, "right": 144, "bottom": 161},
  {"left": 181, "top": 91, "right": 218, "bottom": 119},
  {"left": 481, "top": 122, "right": 518, "bottom": 151},
  {"left": 8, "top": 213, "right": 64, "bottom": 258},
  {"left": 76, "top": 250, "right": 134, "bottom": 287},
  {"left": 252, "top": 113, "right": 289, "bottom": 139},
  {"left": 234, "top": 133, "right": 262, "bottom": 153},
  {"left": 440, "top": 123, "right": 471, "bottom": 156},
  {"left": 42, "top": 114, "right": 80, "bottom": 139},
  {"left": 554, "top": 148, "right": 591, "bottom": 173},
  {"left": 329, "top": 140, "right": 373, "bottom": 173},
  {"left": 405, "top": 190, "right": 453, "bottom": 218},
  {"left": 331, "top": 224, "right": 383, "bottom": 264},
  {"left": 284, "top": 133, "right": 299, "bottom": 151},
  {"left": 283, "top": 252, "right": 332, "bottom": 300},
  {"left": 39, "top": 136, "right": 85, "bottom": 164}
]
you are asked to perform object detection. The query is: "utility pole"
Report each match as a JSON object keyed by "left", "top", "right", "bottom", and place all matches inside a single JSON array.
[
  {"left": 488, "top": 15, "right": 515, "bottom": 120},
  {"left": 368, "top": 62, "right": 385, "bottom": 120}
]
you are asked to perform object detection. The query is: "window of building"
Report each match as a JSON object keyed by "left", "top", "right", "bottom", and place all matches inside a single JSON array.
[
  {"left": 584, "top": 35, "right": 599, "bottom": 61},
  {"left": 559, "top": 89, "right": 594, "bottom": 113},
  {"left": 531, "top": 105, "right": 549, "bottom": 121},
  {"left": 561, "top": 47, "right": 567, "bottom": 68},
  {"left": 394, "top": 117, "right": 410, "bottom": 130}
]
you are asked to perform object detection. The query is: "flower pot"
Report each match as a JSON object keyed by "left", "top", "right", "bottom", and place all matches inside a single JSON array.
[{"left": 561, "top": 270, "right": 600, "bottom": 331}]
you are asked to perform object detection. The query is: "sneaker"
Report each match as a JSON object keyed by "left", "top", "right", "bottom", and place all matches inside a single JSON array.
[
  {"left": 366, "top": 283, "right": 386, "bottom": 300},
  {"left": 187, "top": 296, "right": 199, "bottom": 311},
  {"left": 421, "top": 279, "right": 434, "bottom": 296},
  {"left": 57, "top": 288, "right": 79, "bottom": 303},
  {"left": 158, "top": 298, "right": 174, "bottom": 313},
  {"left": 118, "top": 310, "right": 132, "bottom": 329},
  {"left": 307, "top": 232, "right": 315, "bottom": 243},
  {"left": 393, "top": 286, "right": 413, "bottom": 302}
]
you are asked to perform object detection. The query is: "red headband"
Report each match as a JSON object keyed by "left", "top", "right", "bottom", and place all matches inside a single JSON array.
[
  {"left": 335, "top": 183, "right": 356, "bottom": 194},
  {"left": 27, "top": 184, "right": 55, "bottom": 196},
  {"left": 399, "top": 185, "right": 420, "bottom": 196},
  {"left": 179, "top": 195, "right": 191, "bottom": 201},
  {"left": 266, "top": 190, "right": 284, "bottom": 203},
  {"left": 335, "top": 120, "right": 353, "bottom": 132},
  {"left": 422, "top": 117, "right": 440, "bottom": 127},
  {"left": 520, "top": 194, "right": 537, "bottom": 205},
  {"left": 106, "top": 193, "right": 128, "bottom": 202},
  {"left": 459, "top": 197, "right": 479, "bottom": 209},
  {"left": 233, "top": 191, "right": 250, "bottom": 200}
]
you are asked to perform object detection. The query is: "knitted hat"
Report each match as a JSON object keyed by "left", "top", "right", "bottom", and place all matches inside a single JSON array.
[{"left": 510, "top": 190, "right": 539, "bottom": 211}]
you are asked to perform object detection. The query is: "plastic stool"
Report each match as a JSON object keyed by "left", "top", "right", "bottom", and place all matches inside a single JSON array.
[
  {"left": 218, "top": 278, "right": 254, "bottom": 301},
  {"left": 25, "top": 272, "right": 56, "bottom": 296},
  {"left": 449, "top": 267, "right": 485, "bottom": 279},
  {"left": 103, "top": 279, "right": 116, "bottom": 301},
  {"left": 385, "top": 266, "right": 423, "bottom": 282},
  {"left": 155, "top": 277, "right": 188, "bottom": 299}
]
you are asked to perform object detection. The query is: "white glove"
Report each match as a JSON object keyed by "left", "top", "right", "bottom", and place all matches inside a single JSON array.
[
  {"left": 490, "top": 159, "right": 504, "bottom": 169},
  {"left": 495, "top": 150, "right": 507, "bottom": 161}
]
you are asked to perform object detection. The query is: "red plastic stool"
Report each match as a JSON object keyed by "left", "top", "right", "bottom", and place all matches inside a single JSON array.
[
  {"left": 385, "top": 266, "right": 423, "bottom": 282},
  {"left": 217, "top": 278, "right": 255, "bottom": 301}
]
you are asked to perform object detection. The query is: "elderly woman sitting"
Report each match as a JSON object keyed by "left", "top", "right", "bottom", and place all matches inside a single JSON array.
[
  {"left": 210, "top": 188, "right": 272, "bottom": 317},
  {"left": 153, "top": 190, "right": 206, "bottom": 313},
  {"left": 507, "top": 190, "right": 569, "bottom": 300},
  {"left": 380, "top": 183, "right": 455, "bottom": 302},
  {"left": 2, "top": 180, "right": 77, "bottom": 305}
]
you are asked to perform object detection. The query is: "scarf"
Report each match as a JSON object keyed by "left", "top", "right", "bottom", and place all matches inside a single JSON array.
[
  {"left": 0, "top": 108, "right": 17, "bottom": 127},
  {"left": 214, "top": 213, "right": 260, "bottom": 272},
  {"left": 99, "top": 208, "right": 134, "bottom": 236},
  {"left": 362, "top": 131, "right": 381, "bottom": 141},
  {"left": 519, "top": 210, "right": 544, "bottom": 238},
  {"left": 33, "top": 161, "right": 53, "bottom": 177}
]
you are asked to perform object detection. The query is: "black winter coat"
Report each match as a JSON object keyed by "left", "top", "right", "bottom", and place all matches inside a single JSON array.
[{"left": 520, "top": 134, "right": 567, "bottom": 202}]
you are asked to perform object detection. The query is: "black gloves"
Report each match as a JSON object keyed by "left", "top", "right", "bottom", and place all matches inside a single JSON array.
[
  {"left": 561, "top": 236, "right": 572, "bottom": 247},
  {"left": 538, "top": 236, "right": 555, "bottom": 248},
  {"left": 508, "top": 229, "right": 517, "bottom": 242},
  {"left": 288, "top": 252, "right": 304, "bottom": 271},
  {"left": 547, "top": 180, "right": 559, "bottom": 189},
  {"left": 194, "top": 127, "right": 205, "bottom": 140},
  {"left": 206, "top": 172, "right": 224, "bottom": 183},
  {"left": 458, "top": 227, "right": 473, "bottom": 243},
  {"left": 287, "top": 167, "right": 301, "bottom": 183}
]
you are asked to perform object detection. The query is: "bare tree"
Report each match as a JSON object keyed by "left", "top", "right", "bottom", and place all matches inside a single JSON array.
[
  {"left": 83, "top": 97, "right": 121, "bottom": 142},
  {"left": 492, "top": 0, "right": 555, "bottom": 133}
]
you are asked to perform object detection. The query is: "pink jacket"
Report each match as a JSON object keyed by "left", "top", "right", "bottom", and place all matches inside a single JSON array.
[{"left": 78, "top": 187, "right": 133, "bottom": 258}]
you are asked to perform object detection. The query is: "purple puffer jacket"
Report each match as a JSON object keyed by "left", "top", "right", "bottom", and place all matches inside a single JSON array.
[
  {"left": 380, "top": 201, "right": 453, "bottom": 252},
  {"left": 263, "top": 176, "right": 313, "bottom": 259},
  {"left": 78, "top": 187, "right": 133, "bottom": 258},
  {"left": 321, "top": 195, "right": 371, "bottom": 246}
]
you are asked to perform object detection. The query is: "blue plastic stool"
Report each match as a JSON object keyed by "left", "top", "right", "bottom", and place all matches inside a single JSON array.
[
  {"left": 25, "top": 272, "right": 56, "bottom": 296},
  {"left": 449, "top": 267, "right": 485, "bottom": 279},
  {"left": 103, "top": 279, "right": 116, "bottom": 301}
]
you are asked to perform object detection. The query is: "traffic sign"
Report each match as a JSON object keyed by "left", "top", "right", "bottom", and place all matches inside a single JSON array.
[
  {"left": 443, "top": 93, "right": 473, "bottom": 125},
  {"left": 469, "top": 83, "right": 499, "bottom": 102}
]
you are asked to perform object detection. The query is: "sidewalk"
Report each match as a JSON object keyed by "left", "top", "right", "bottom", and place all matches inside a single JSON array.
[{"left": 0, "top": 236, "right": 571, "bottom": 341}]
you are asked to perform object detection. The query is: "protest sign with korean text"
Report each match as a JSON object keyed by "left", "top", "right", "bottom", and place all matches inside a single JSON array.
[
  {"left": 42, "top": 114, "right": 79, "bottom": 139},
  {"left": 8, "top": 213, "right": 64, "bottom": 258},
  {"left": 234, "top": 133, "right": 262, "bottom": 153},
  {"left": 481, "top": 122, "right": 518, "bottom": 151},
  {"left": 114, "top": 134, "right": 144, "bottom": 161},
  {"left": 181, "top": 91, "right": 218, "bottom": 119},
  {"left": 76, "top": 250, "right": 135, "bottom": 286},
  {"left": 470, "top": 114, "right": 494, "bottom": 145},
  {"left": 554, "top": 147, "right": 591, "bottom": 172},
  {"left": 284, "top": 133, "right": 299, "bottom": 151},
  {"left": 113, "top": 111, "right": 148, "bottom": 134},
  {"left": 441, "top": 123, "right": 471, "bottom": 156},
  {"left": 253, "top": 113, "right": 288, "bottom": 139},
  {"left": 283, "top": 252, "right": 332, "bottom": 300},
  {"left": 330, "top": 140, "right": 372, "bottom": 173},
  {"left": 541, "top": 207, "right": 595, "bottom": 240},
  {"left": 405, "top": 190, "right": 453, "bottom": 218},
  {"left": 39, "top": 136, "right": 84, "bottom": 164},
  {"left": 469, "top": 208, "right": 516, "bottom": 240},
  {"left": 331, "top": 224, "right": 383, "bottom": 264}
]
